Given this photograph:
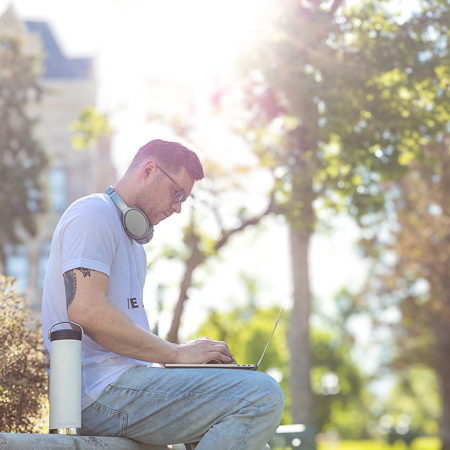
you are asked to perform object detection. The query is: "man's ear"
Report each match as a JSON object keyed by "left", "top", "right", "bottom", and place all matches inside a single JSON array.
[{"left": 142, "top": 160, "right": 157, "bottom": 180}]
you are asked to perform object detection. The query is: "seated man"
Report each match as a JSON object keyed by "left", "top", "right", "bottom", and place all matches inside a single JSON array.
[{"left": 42, "top": 139, "right": 284, "bottom": 449}]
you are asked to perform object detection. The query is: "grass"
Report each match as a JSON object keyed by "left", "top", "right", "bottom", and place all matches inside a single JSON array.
[{"left": 315, "top": 437, "right": 441, "bottom": 450}]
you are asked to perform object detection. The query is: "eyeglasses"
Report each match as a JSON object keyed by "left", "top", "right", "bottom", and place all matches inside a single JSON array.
[{"left": 155, "top": 164, "right": 187, "bottom": 203}]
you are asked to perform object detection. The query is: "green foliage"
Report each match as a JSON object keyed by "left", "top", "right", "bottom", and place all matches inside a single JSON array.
[
  {"left": 363, "top": 143, "right": 450, "bottom": 362},
  {"left": 311, "top": 328, "right": 374, "bottom": 439},
  {"left": 384, "top": 365, "right": 441, "bottom": 436},
  {"left": 328, "top": 0, "right": 450, "bottom": 230},
  {"left": 197, "top": 306, "right": 289, "bottom": 372},
  {"left": 70, "top": 106, "right": 112, "bottom": 150},
  {"left": 0, "top": 31, "right": 48, "bottom": 264},
  {"left": 239, "top": 0, "right": 450, "bottom": 229},
  {"left": 353, "top": 141, "right": 450, "bottom": 442},
  {"left": 0, "top": 275, "right": 48, "bottom": 433}
]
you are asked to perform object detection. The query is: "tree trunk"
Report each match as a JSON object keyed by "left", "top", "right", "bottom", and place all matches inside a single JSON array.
[
  {"left": 0, "top": 247, "right": 5, "bottom": 274},
  {"left": 437, "top": 315, "right": 450, "bottom": 450},
  {"left": 438, "top": 145, "right": 450, "bottom": 450},
  {"left": 166, "top": 249, "right": 205, "bottom": 343},
  {"left": 289, "top": 225, "right": 315, "bottom": 426}
]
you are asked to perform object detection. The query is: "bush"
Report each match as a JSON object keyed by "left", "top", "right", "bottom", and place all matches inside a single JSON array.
[{"left": 0, "top": 275, "right": 48, "bottom": 433}]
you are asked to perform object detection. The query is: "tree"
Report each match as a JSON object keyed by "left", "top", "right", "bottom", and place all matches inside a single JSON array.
[
  {"left": 0, "top": 275, "right": 48, "bottom": 433},
  {"left": 332, "top": 2, "right": 450, "bottom": 447},
  {"left": 165, "top": 184, "right": 276, "bottom": 343},
  {"left": 0, "top": 25, "right": 47, "bottom": 268},
  {"left": 70, "top": 106, "right": 112, "bottom": 150},
  {"left": 356, "top": 141, "right": 450, "bottom": 448},
  {"left": 235, "top": 0, "right": 450, "bottom": 433},
  {"left": 236, "top": 0, "right": 347, "bottom": 427}
]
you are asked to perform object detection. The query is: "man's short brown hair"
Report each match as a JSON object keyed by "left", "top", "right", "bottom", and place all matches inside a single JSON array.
[{"left": 129, "top": 139, "right": 204, "bottom": 181}]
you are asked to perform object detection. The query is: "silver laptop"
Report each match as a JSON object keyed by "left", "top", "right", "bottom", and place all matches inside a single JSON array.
[{"left": 165, "top": 307, "right": 284, "bottom": 370}]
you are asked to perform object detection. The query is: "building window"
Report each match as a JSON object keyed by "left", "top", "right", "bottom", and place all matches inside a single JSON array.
[
  {"left": 38, "top": 242, "right": 51, "bottom": 291},
  {"left": 48, "top": 167, "right": 68, "bottom": 212},
  {"left": 5, "top": 244, "right": 30, "bottom": 292}
]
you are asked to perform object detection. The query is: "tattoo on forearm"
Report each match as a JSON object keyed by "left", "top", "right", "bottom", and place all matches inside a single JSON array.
[{"left": 64, "top": 270, "right": 77, "bottom": 309}]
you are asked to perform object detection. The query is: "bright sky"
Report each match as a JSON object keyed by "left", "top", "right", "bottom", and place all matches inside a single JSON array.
[
  {"left": 1, "top": 0, "right": 369, "bottom": 341},
  {"left": 1, "top": 0, "right": 273, "bottom": 165}
]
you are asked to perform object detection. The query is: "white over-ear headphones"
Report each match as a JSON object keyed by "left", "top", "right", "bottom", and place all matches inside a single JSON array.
[{"left": 106, "top": 186, "right": 154, "bottom": 245}]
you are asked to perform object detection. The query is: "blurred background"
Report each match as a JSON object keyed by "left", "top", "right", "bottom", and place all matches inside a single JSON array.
[{"left": 0, "top": 0, "right": 449, "bottom": 449}]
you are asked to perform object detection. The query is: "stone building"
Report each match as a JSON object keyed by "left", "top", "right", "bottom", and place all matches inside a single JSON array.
[{"left": 0, "top": 6, "right": 116, "bottom": 313}]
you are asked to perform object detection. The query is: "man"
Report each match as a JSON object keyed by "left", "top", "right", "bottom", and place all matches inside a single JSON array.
[{"left": 42, "top": 139, "right": 284, "bottom": 449}]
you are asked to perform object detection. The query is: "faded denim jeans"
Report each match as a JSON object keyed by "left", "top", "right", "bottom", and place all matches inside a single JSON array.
[{"left": 80, "top": 366, "right": 285, "bottom": 449}]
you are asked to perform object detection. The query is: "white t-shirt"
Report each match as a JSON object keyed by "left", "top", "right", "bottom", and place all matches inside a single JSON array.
[{"left": 42, "top": 193, "right": 152, "bottom": 410}]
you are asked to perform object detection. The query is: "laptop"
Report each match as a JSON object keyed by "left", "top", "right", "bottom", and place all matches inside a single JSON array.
[{"left": 165, "top": 307, "right": 284, "bottom": 370}]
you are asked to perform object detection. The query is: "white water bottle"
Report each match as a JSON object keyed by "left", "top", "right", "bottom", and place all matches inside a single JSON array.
[{"left": 48, "top": 321, "right": 84, "bottom": 435}]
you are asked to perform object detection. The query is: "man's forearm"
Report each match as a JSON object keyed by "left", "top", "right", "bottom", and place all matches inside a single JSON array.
[
  {"left": 68, "top": 296, "right": 179, "bottom": 363},
  {"left": 64, "top": 268, "right": 233, "bottom": 364}
]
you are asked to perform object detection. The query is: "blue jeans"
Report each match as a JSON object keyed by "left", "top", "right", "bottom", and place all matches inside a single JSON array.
[{"left": 80, "top": 366, "right": 285, "bottom": 449}]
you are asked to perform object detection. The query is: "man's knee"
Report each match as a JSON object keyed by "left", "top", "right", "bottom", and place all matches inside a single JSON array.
[
  {"left": 253, "top": 372, "right": 285, "bottom": 421},
  {"left": 267, "top": 375, "right": 285, "bottom": 420}
]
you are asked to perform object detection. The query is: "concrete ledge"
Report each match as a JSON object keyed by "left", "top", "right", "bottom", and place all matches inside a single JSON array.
[{"left": 0, "top": 433, "right": 186, "bottom": 450}]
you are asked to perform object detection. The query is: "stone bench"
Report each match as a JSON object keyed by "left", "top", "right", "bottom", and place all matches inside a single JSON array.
[{"left": 0, "top": 433, "right": 189, "bottom": 450}]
